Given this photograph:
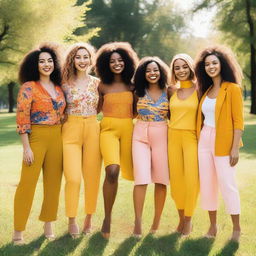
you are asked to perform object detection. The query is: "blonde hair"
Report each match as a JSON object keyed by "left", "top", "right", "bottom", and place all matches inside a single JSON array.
[
  {"left": 62, "top": 42, "right": 95, "bottom": 84},
  {"left": 169, "top": 53, "right": 196, "bottom": 86}
]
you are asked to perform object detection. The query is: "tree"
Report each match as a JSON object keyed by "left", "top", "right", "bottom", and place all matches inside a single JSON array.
[
  {"left": 194, "top": 0, "right": 256, "bottom": 114},
  {"left": 77, "top": 0, "right": 186, "bottom": 62},
  {"left": 0, "top": 0, "right": 97, "bottom": 112}
]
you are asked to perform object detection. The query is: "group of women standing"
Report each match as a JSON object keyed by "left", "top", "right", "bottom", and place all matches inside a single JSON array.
[{"left": 13, "top": 41, "right": 244, "bottom": 245}]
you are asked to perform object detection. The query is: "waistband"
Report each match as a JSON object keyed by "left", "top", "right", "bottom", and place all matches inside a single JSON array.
[
  {"left": 102, "top": 117, "right": 132, "bottom": 121},
  {"left": 31, "top": 124, "right": 61, "bottom": 129},
  {"left": 135, "top": 120, "right": 167, "bottom": 127},
  {"left": 202, "top": 125, "right": 216, "bottom": 131},
  {"left": 67, "top": 115, "right": 97, "bottom": 121}
]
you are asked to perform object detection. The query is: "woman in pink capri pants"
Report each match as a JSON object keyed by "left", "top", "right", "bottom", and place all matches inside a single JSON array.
[
  {"left": 195, "top": 45, "right": 244, "bottom": 242},
  {"left": 132, "top": 57, "right": 170, "bottom": 237}
]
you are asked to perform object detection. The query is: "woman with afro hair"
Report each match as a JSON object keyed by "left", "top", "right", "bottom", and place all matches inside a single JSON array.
[
  {"left": 95, "top": 42, "right": 138, "bottom": 239},
  {"left": 13, "top": 43, "right": 66, "bottom": 244}
]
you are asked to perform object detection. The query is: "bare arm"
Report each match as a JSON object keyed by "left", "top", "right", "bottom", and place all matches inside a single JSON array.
[
  {"left": 133, "top": 92, "right": 139, "bottom": 118},
  {"left": 20, "top": 133, "right": 34, "bottom": 166},
  {"left": 97, "top": 82, "right": 104, "bottom": 114}
]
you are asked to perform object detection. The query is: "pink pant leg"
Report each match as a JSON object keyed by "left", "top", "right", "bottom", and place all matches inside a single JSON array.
[
  {"left": 198, "top": 126, "right": 218, "bottom": 211},
  {"left": 214, "top": 156, "right": 241, "bottom": 214},
  {"left": 150, "top": 122, "right": 169, "bottom": 185},
  {"left": 132, "top": 122, "right": 151, "bottom": 185}
]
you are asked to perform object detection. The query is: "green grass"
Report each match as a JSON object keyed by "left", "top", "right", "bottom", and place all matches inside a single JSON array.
[{"left": 0, "top": 102, "right": 255, "bottom": 256}]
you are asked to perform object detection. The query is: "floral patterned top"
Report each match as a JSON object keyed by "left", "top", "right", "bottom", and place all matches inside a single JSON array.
[
  {"left": 137, "top": 90, "right": 168, "bottom": 122},
  {"left": 16, "top": 81, "right": 66, "bottom": 134},
  {"left": 62, "top": 75, "right": 100, "bottom": 116}
]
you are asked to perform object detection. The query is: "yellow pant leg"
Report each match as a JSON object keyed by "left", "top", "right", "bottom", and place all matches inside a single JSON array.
[
  {"left": 62, "top": 118, "right": 83, "bottom": 217},
  {"left": 100, "top": 117, "right": 120, "bottom": 167},
  {"left": 82, "top": 118, "right": 102, "bottom": 214},
  {"left": 182, "top": 130, "right": 199, "bottom": 216},
  {"left": 39, "top": 125, "right": 63, "bottom": 222},
  {"left": 120, "top": 118, "right": 133, "bottom": 180},
  {"left": 168, "top": 129, "right": 185, "bottom": 210},
  {"left": 14, "top": 126, "right": 47, "bottom": 231}
]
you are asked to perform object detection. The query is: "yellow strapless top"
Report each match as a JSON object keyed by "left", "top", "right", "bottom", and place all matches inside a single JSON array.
[
  {"left": 102, "top": 91, "right": 133, "bottom": 118},
  {"left": 169, "top": 89, "right": 198, "bottom": 130}
]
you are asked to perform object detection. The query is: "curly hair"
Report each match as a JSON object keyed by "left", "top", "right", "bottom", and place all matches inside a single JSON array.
[
  {"left": 194, "top": 45, "right": 243, "bottom": 95},
  {"left": 95, "top": 42, "right": 139, "bottom": 85},
  {"left": 19, "top": 43, "right": 62, "bottom": 85},
  {"left": 62, "top": 42, "right": 96, "bottom": 84},
  {"left": 169, "top": 53, "right": 196, "bottom": 86},
  {"left": 134, "top": 56, "right": 170, "bottom": 97}
]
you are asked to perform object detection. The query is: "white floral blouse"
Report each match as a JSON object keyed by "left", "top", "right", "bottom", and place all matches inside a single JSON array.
[{"left": 62, "top": 75, "right": 99, "bottom": 116}]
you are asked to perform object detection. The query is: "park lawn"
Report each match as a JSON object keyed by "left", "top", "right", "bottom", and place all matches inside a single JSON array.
[{"left": 0, "top": 101, "right": 255, "bottom": 256}]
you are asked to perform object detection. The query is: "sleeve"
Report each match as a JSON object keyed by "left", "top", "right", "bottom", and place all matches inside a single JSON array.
[
  {"left": 231, "top": 84, "right": 244, "bottom": 131},
  {"left": 16, "top": 82, "right": 33, "bottom": 134}
]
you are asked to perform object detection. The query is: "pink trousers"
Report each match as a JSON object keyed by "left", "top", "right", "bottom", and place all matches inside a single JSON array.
[
  {"left": 132, "top": 120, "right": 169, "bottom": 185},
  {"left": 198, "top": 125, "right": 240, "bottom": 214}
]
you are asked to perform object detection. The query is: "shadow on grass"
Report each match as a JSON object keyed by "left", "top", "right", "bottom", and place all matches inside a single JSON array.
[
  {"left": 0, "top": 235, "right": 45, "bottom": 256},
  {"left": 134, "top": 232, "right": 180, "bottom": 256},
  {"left": 179, "top": 237, "right": 214, "bottom": 256},
  {"left": 240, "top": 123, "right": 256, "bottom": 158},
  {"left": 80, "top": 232, "right": 108, "bottom": 256},
  {"left": 111, "top": 236, "right": 139, "bottom": 256},
  {"left": 38, "top": 233, "right": 82, "bottom": 256},
  {"left": 215, "top": 240, "right": 239, "bottom": 256}
]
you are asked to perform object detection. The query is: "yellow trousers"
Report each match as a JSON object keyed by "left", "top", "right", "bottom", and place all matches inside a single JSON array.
[
  {"left": 62, "top": 115, "right": 102, "bottom": 217},
  {"left": 100, "top": 117, "right": 134, "bottom": 180},
  {"left": 14, "top": 125, "right": 63, "bottom": 231},
  {"left": 168, "top": 129, "right": 199, "bottom": 216}
]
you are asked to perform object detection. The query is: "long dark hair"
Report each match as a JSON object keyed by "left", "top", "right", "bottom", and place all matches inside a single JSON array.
[
  {"left": 195, "top": 45, "right": 243, "bottom": 95},
  {"left": 134, "top": 57, "right": 169, "bottom": 97},
  {"left": 19, "top": 43, "right": 62, "bottom": 85},
  {"left": 95, "top": 42, "right": 138, "bottom": 86}
]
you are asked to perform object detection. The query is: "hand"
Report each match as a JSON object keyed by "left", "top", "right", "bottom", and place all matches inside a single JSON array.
[
  {"left": 230, "top": 148, "right": 239, "bottom": 167},
  {"left": 61, "top": 113, "right": 68, "bottom": 124},
  {"left": 23, "top": 147, "right": 34, "bottom": 166}
]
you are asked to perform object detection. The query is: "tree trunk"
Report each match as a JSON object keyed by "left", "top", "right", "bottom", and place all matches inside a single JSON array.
[
  {"left": 8, "top": 82, "right": 15, "bottom": 113},
  {"left": 245, "top": 0, "right": 256, "bottom": 114}
]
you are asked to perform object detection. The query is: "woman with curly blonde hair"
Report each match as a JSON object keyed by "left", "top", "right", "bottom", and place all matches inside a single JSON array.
[
  {"left": 95, "top": 42, "right": 138, "bottom": 239},
  {"left": 62, "top": 42, "right": 102, "bottom": 237},
  {"left": 195, "top": 45, "right": 243, "bottom": 242}
]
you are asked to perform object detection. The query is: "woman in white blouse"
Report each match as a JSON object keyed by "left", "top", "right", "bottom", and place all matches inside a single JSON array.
[{"left": 62, "top": 43, "right": 102, "bottom": 237}]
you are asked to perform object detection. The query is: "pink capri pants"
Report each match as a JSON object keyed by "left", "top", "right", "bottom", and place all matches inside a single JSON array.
[
  {"left": 198, "top": 125, "right": 240, "bottom": 214},
  {"left": 132, "top": 120, "right": 169, "bottom": 185}
]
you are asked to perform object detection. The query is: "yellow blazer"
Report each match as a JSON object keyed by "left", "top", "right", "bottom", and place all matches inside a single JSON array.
[{"left": 196, "top": 82, "right": 244, "bottom": 156}]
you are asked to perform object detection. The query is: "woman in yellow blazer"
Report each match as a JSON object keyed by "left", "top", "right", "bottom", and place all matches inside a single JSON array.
[{"left": 195, "top": 45, "right": 244, "bottom": 242}]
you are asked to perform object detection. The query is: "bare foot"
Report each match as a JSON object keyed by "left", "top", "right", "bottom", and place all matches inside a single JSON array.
[
  {"left": 12, "top": 231, "right": 24, "bottom": 245},
  {"left": 83, "top": 215, "right": 92, "bottom": 234},
  {"left": 101, "top": 218, "right": 110, "bottom": 239},
  {"left": 182, "top": 220, "right": 192, "bottom": 236},
  {"left": 205, "top": 225, "right": 217, "bottom": 238},
  {"left": 133, "top": 219, "right": 142, "bottom": 237},
  {"left": 68, "top": 222, "right": 80, "bottom": 238},
  {"left": 176, "top": 220, "right": 184, "bottom": 233},
  {"left": 231, "top": 230, "right": 241, "bottom": 242},
  {"left": 44, "top": 222, "right": 55, "bottom": 240}
]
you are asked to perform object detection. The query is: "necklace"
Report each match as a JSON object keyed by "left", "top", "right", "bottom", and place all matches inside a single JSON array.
[{"left": 180, "top": 80, "right": 193, "bottom": 89}]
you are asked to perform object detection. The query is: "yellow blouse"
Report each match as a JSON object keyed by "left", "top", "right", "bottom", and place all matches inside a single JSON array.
[
  {"left": 102, "top": 91, "right": 133, "bottom": 118},
  {"left": 169, "top": 89, "right": 198, "bottom": 130}
]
